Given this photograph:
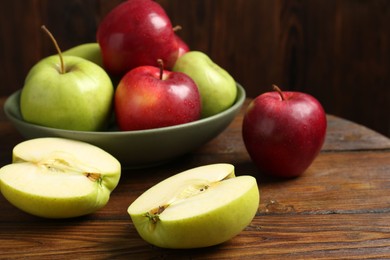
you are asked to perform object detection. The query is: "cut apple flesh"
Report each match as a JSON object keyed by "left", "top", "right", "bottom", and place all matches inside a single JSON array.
[
  {"left": 0, "top": 137, "right": 121, "bottom": 218},
  {"left": 128, "top": 164, "right": 260, "bottom": 249},
  {"left": 1, "top": 163, "right": 98, "bottom": 198},
  {"left": 129, "top": 163, "right": 236, "bottom": 216}
]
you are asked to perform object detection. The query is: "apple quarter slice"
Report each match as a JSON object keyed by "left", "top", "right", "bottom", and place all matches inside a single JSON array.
[
  {"left": 128, "top": 163, "right": 259, "bottom": 249},
  {"left": 0, "top": 137, "right": 121, "bottom": 218}
]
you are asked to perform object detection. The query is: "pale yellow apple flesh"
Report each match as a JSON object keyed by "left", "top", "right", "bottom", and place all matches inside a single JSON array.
[
  {"left": 128, "top": 164, "right": 259, "bottom": 248},
  {"left": 0, "top": 137, "right": 121, "bottom": 218}
]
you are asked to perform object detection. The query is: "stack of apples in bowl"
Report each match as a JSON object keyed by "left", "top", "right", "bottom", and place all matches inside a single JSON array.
[{"left": 3, "top": 0, "right": 245, "bottom": 168}]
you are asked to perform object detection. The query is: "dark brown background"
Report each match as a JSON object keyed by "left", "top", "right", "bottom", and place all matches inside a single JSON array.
[{"left": 1, "top": 0, "right": 389, "bottom": 137}]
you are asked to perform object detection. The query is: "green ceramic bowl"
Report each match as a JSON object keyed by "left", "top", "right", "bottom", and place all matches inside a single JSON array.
[{"left": 4, "top": 84, "right": 246, "bottom": 168}]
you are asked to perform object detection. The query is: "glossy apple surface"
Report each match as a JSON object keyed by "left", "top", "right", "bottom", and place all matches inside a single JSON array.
[
  {"left": 128, "top": 164, "right": 259, "bottom": 248},
  {"left": 115, "top": 64, "right": 201, "bottom": 131},
  {"left": 0, "top": 137, "right": 121, "bottom": 218},
  {"left": 173, "top": 51, "right": 237, "bottom": 118},
  {"left": 242, "top": 86, "right": 327, "bottom": 178},
  {"left": 97, "top": 0, "right": 179, "bottom": 76},
  {"left": 174, "top": 34, "right": 189, "bottom": 57},
  {"left": 62, "top": 42, "right": 103, "bottom": 67},
  {"left": 20, "top": 55, "right": 114, "bottom": 131}
]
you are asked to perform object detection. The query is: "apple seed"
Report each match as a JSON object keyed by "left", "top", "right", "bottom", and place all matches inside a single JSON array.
[
  {"left": 85, "top": 172, "right": 103, "bottom": 183},
  {"left": 144, "top": 205, "right": 168, "bottom": 224}
]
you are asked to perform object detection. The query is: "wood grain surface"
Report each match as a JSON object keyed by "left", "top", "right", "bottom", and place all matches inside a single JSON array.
[{"left": 1, "top": 97, "right": 390, "bottom": 259}]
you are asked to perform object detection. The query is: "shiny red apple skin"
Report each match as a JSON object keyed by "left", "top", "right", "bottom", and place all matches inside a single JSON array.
[
  {"left": 175, "top": 34, "right": 190, "bottom": 57},
  {"left": 115, "top": 66, "right": 201, "bottom": 131},
  {"left": 97, "top": 0, "right": 179, "bottom": 76},
  {"left": 242, "top": 89, "right": 327, "bottom": 178}
]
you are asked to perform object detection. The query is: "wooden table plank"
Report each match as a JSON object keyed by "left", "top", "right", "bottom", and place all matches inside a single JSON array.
[
  {"left": 324, "top": 115, "right": 390, "bottom": 151},
  {"left": 1, "top": 214, "right": 390, "bottom": 259}
]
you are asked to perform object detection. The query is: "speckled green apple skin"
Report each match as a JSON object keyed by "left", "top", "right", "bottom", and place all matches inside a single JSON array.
[
  {"left": 20, "top": 55, "right": 113, "bottom": 131},
  {"left": 173, "top": 51, "right": 237, "bottom": 118}
]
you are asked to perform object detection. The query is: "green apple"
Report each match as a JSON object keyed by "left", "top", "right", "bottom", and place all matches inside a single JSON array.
[
  {"left": 20, "top": 26, "right": 114, "bottom": 131},
  {"left": 0, "top": 137, "right": 121, "bottom": 218},
  {"left": 63, "top": 43, "right": 103, "bottom": 67},
  {"left": 128, "top": 163, "right": 259, "bottom": 249},
  {"left": 173, "top": 51, "right": 237, "bottom": 118},
  {"left": 20, "top": 55, "right": 113, "bottom": 131}
]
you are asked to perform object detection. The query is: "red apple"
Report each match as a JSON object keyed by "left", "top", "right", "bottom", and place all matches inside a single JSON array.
[
  {"left": 97, "top": 0, "right": 179, "bottom": 76},
  {"left": 172, "top": 25, "right": 189, "bottom": 58},
  {"left": 242, "top": 85, "right": 327, "bottom": 178},
  {"left": 115, "top": 60, "right": 201, "bottom": 131},
  {"left": 175, "top": 34, "right": 190, "bottom": 57}
]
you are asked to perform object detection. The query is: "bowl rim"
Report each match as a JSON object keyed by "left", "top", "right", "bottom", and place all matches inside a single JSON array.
[{"left": 4, "top": 83, "right": 246, "bottom": 136}]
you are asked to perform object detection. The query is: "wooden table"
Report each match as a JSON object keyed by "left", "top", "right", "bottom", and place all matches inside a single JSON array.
[{"left": 1, "top": 97, "right": 390, "bottom": 259}]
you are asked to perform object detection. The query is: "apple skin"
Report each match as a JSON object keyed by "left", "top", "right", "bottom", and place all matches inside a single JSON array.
[
  {"left": 96, "top": 0, "right": 179, "bottom": 76},
  {"left": 174, "top": 34, "right": 189, "bottom": 57},
  {"left": 173, "top": 51, "right": 237, "bottom": 118},
  {"left": 115, "top": 65, "right": 201, "bottom": 131},
  {"left": 128, "top": 164, "right": 259, "bottom": 249},
  {"left": 242, "top": 88, "right": 327, "bottom": 178},
  {"left": 62, "top": 42, "right": 103, "bottom": 67},
  {"left": 20, "top": 55, "right": 114, "bottom": 131},
  {"left": 130, "top": 177, "right": 259, "bottom": 248},
  {"left": 0, "top": 137, "right": 121, "bottom": 218}
]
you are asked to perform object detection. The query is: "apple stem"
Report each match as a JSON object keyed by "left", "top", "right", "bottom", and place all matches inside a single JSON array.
[
  {"left": 157, "top": 59, "right": 164, "bottom": 80},
  {"left": 41, "top": 25, "right": 65, "bottom": 74},
  {"left": 272, "top": 84, "right": 285, "bottom": 101},
  {"left": 172, "top": 25, "right": 182, "bottom": 32}
]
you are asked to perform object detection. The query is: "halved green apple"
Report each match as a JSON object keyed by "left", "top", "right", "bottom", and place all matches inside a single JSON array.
[
  {"left": 128, "top": 163, "right": 259, "bottom": 248},
  {"left": 0, "top": 137, "right": 121, "bottom": 218}
]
